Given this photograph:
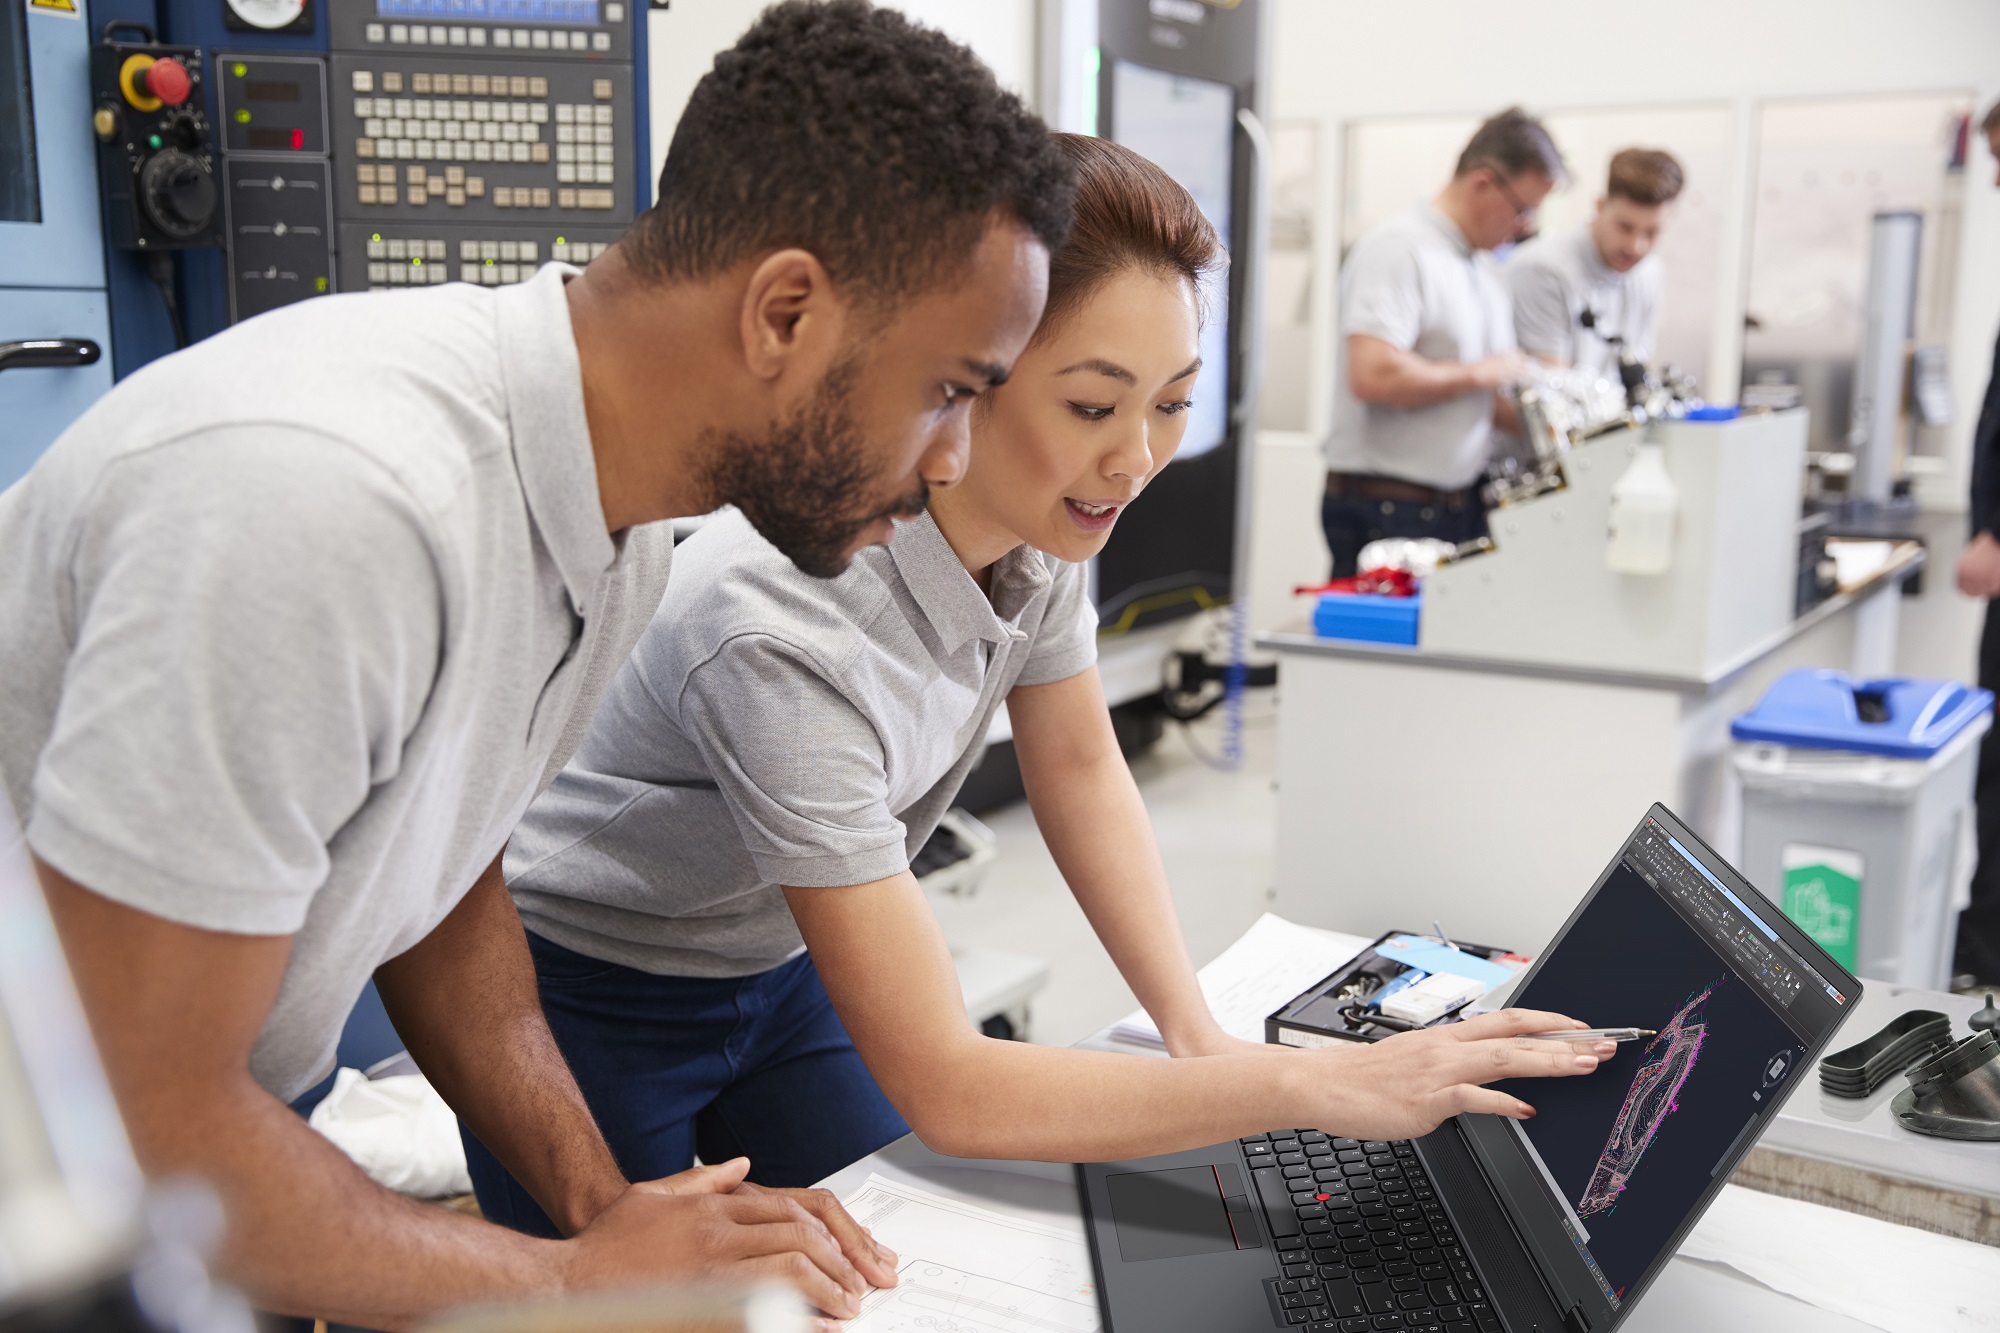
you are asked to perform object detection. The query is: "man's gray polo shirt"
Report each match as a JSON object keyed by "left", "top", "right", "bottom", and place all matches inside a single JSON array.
[
  {"left": 0, "top": 265, "right": 672, "bottom": 1101},
  {"left": 507, "top": 508, "right": 1098, "bottom": 978},
  {"left": 1326, "top": 204, "right": 1515, "bottom": 490},
  {"left": 1508, "top": 220, "right": 1663, "bottom": 379}
]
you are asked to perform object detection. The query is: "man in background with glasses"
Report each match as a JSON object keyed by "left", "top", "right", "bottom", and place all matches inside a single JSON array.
[{"left": 1322, "top": 108, "right": 1564, "bottom": 576}]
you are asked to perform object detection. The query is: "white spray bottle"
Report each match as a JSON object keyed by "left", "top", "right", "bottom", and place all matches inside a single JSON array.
[{"left": 1605, "top": 442, "right": 1678, "bottom": 575}]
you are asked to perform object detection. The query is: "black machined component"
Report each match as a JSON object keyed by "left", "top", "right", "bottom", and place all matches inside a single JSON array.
[
  {"left": 1891, "top": 1030, "right": 2000, "bottom": 1140},
  {"left": 1816, "top": 1008, "right": 1953, "bottom": 1099}
]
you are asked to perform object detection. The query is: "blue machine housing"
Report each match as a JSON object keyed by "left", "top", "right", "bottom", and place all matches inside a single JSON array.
[
  {"left": 1731, "top": 668, "right": 1995, "bottom": 759},
  {"left": 98, "top": 0, "right": 651, "bottom": 379}
]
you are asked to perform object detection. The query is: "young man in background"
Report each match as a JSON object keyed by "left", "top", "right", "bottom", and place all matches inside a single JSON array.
[{"left": 1508, "top": 148, "right": 1684, "bottom": 379}]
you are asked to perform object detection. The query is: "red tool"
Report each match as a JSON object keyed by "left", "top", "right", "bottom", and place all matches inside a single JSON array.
[{"left": 1293, "top": 566, "right": 1420, "bottom": 599}]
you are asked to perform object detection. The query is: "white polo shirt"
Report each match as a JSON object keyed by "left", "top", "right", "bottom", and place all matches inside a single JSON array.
[
  {"left": 1326, "top": 205, "right": 1515, "bottom": 491},
  {"left": 1507, "top": 221, "right": 1663, "bottom": 379},
  {"left": 0, "top": 265, "right": 673, "bottom": 1100}
]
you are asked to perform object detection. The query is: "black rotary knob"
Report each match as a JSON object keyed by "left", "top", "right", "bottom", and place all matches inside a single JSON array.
[{"left": 139, "top": 148, "right": 216, "bottom": 239}]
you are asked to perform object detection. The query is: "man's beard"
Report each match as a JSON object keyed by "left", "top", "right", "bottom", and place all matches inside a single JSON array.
[{"left": 696, "top": 358, "right": 930, "bottom": 579}]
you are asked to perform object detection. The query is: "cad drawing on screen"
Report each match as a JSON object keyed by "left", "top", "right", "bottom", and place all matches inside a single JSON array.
[{"left": 1576, "top": 975, "right": 1724, "bottom": 1219}]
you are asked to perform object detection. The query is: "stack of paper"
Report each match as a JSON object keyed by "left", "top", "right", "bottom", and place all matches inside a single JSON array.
[
  {"left": 840, "top": 1175, "right": 1100, "bottom": 1332},
  {"left": 1678, "top": 1183, "right": 2000, "bottom": 1333},
  {"left": 1108, "top": 913, "right": 1372, "bottom": 1048}
]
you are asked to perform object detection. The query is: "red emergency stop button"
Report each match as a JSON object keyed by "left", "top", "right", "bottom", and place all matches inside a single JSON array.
[{"left": 138, "top": 58, "right": 192, "bottom": 107}]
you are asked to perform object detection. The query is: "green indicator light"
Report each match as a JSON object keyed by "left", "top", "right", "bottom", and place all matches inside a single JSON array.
[
  {"left": 232, "top": 62, "right": 247, "bottom": 77},
  {"left": 555, "top": 236, "right": 566, "bottom": 244},
  {"left": 485, "top": 258, "right": 493, "bottom": 265},
  {"left": 371, "top": 233, "right": 381, "bottom": 242},
  {"left": 315, "top": 277, "right": 328, "bottom": 293},
  {"left": 234, "top": 109, "right": 251, "bottom": 124},
  {"left": 412, "top": 257, "right": 422, "bottom": 266},
  {"left": 147, "top": 134, "right": 162, "bottom": 149}
]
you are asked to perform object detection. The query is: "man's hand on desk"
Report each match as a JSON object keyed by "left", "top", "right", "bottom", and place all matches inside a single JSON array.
[
  {"left": 1955, "top": 531, "right": 2000, "bottom": 600},
  {"left": 563, "top": 1160, "right": 899, "bottom": 1327},
  {"left": 1291, "top": 1008, "right": 1612, "bottom": 1142}
]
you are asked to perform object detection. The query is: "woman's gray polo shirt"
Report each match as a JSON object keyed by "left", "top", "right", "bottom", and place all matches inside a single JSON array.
[{"left": 507, "top": 508, "right": 1099, "bottom": 978}]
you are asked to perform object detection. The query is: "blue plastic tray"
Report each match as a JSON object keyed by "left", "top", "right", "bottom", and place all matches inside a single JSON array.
[
  {"left": 1314, "top": 592, "right": 1421, "bottom": 646},
  {"left": 1730, "top": 669, "right": 1993, "bottom": 759}
]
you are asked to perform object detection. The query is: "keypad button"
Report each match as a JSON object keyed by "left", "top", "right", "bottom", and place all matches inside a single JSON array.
[{"left": 592, "top": 31, "right": 610, "bottom": 50}]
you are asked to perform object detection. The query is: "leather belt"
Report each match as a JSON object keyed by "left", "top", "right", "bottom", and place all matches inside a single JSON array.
[{"left": 1325, "top": 470, "right": 1475, "bottom": 510}]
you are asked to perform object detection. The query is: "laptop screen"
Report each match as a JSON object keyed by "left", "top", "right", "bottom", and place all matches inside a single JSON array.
[{"left": 1479, "top": 809, "right": 1856, "bottom": 1328}]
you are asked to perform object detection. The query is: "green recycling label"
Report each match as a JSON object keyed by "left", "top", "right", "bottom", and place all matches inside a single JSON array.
[{"left": 1780, "top": 844, "right": 1862, "bottom": 971}]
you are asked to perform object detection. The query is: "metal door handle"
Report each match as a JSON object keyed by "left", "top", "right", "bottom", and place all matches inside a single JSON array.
[{"left": 0, "top": 339, "right": 103, "bottom": 373}]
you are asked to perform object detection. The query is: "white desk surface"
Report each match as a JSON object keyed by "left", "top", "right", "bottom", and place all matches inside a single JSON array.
[
  {"left": 818, "top": 1133, "right": 1880, "bottom": 1333},
  {"left": 815, "top": 929, "right": 1992, "bottom": 1332}
]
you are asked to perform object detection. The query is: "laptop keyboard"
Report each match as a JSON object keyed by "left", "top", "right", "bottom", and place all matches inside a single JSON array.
[{"left": 1240, "top": 1130, "right": 1503, "bottom": 1333}]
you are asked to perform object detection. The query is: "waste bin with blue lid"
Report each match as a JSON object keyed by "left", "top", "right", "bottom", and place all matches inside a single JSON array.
[{"left": 1731, "top": 669, "right": 1993, "bottom": 988}]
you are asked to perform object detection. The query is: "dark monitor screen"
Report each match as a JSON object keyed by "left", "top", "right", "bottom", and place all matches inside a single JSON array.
[
  {"left": 0, "top": 0, "right": 39, "bottom": 225},
  {"left": 1481, "top": 811, "right": 1856, "bottom": 1326}
]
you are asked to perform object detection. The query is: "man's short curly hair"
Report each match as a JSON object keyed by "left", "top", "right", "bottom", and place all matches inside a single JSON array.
[{"left": 626, "top": 0, "right": 1074, "bottom": 303}]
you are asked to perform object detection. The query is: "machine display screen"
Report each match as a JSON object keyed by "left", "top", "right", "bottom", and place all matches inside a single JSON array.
[
  {"left": 375, "top": 0, "right": 601, "bottom": 26},
  {"left": 1110, "top": 60, "right": 1232, "bottom": 461},
  {"left": 0, "top": 0, "right": 40, "bottom": 225}
]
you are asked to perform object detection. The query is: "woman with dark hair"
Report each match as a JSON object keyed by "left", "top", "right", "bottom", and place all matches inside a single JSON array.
[{"left": 472, "top": 135, "right": 1602, "bottom": 1231}]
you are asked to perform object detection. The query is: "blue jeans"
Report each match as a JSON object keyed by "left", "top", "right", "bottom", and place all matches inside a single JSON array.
[
  {"left": 1321, "top": 489, "right": 1489, "bottom": 579},
  {"left": 465, "top": 935, "right": 910, "bottom": 1237}
]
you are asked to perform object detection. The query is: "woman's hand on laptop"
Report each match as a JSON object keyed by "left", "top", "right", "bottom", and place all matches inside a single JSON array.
[{"left": 1303, "top": 1008, "right": 1613, "bottom": 1141}]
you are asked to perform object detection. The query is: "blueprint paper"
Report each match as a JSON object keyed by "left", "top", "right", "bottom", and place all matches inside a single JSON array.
[
  {"left": 840, "top": 1175, "right": 1100, "bottom": 1332},
  {"left": 1678, "top": 1184, "right": 2000, "bottom": 1332},
  {"left": 1109, "top": 913, "right": 1373, "bottom": 1047},
  {"left": 1376, "top": 935, "right": 1518, "bottom": 990}
]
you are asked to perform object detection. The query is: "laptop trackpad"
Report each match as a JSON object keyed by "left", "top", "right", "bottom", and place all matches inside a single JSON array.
[{"left": 1105, "top": 1165, "right": 1242, "bottom": 1261}]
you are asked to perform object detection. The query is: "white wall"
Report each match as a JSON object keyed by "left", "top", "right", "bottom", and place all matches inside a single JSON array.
[
  {"left": 1241, "top": 0, "right": 2000, "bottom": 635},
  {"left": 646, "top": 0, "right": 1037, "bottom": 188}
]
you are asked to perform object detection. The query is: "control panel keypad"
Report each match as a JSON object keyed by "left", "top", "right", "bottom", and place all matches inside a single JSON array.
[
  {"left": 338, "top": 220, "right": 623, "bottom": 293},
  {"left": 333, "top": 54, "right": 630, "bottom": 222}
]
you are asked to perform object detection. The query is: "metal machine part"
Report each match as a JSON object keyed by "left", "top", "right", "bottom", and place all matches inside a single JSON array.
[
  {"left": 1487, "top": 359, "right": 1702, "bottom": 512},
  {"left": 1850, "top": 211, "right": 1923, "bottom": 505},
  {"left": 1892, "top": 1030, "right": 2000, "bottom": 1140}
]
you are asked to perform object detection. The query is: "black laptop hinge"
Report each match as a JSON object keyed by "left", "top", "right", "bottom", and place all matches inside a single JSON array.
[{"left": 1564, "top": 1304, "right": 1590, "bottom": 1333}]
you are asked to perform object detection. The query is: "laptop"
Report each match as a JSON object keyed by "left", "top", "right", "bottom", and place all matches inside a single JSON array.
[{"left": 1078, "top": 804, "right": 1861, "bottom": 1333}]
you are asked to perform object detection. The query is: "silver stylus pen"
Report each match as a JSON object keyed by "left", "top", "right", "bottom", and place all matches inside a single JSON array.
[{"left": 1523, "top": 1027, "right": 1658, "bottom": 1042}]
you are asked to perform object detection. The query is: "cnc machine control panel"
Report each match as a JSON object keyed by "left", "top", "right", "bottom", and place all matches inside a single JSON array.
[{"left": 326, "top": 0, "right": 634, "bottom": 292}]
